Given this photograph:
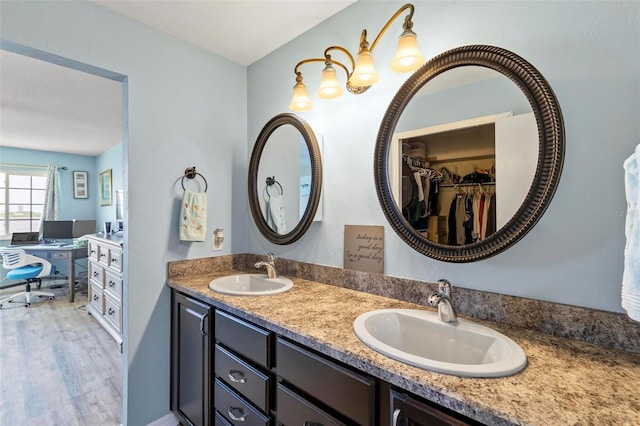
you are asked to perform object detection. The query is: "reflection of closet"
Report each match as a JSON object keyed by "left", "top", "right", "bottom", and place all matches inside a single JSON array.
[{"left": 400, "top": 123, "right": 496, "bottom": 245}]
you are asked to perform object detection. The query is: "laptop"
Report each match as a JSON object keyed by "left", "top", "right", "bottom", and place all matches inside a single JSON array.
[{"left": 9, "top": 231, "right": 40, "bottom": 246}]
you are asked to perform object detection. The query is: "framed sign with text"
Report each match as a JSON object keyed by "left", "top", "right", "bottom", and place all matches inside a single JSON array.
[{"left": 344, "top": 225, "right": 384, "bottom": 274}]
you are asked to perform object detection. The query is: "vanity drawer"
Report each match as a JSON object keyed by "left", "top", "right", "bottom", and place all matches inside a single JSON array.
[
  {"left": 215, "top": 344, "right": 271, "bottom": 412},
  {"left": 215, "top": 310, "right": 273, "bottom": 368},
  {"left": 214, "top": 379, "right": 270, "bottom": 426},
  {"left": 276, "top": 337, "right": 375, "bottom": 425},
  {"left": 104, "top": 270, "right": 122, "bottom": 300},
  {"left": 277, "top": 383, "right": 345, "bottom": 425}
]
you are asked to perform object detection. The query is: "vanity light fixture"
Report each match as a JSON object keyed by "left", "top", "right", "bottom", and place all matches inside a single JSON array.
[{"left": 288, "top": 3, "right": 424, "bottom": 112}]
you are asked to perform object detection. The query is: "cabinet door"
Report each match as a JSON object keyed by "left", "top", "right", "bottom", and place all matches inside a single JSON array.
[
  {"left": 390, "top": 390, "right": 474, "bottom": 426},
  {"left": 171, "top": 292, "right": 213, "bottom": 426}
]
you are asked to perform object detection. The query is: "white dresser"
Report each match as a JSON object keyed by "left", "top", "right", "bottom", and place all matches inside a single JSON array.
[{"left": 86, "top": 233, "right": 123, "bottom": 349}]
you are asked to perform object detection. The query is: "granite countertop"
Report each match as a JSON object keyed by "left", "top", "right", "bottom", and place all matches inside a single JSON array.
[{"left": 167, "top": 270, "right": 640, "bottom": 426}]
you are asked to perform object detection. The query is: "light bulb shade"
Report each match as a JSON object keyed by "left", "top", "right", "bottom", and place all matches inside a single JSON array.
[
  {"left": 350, "top": 50, "right": 379, "bottom": 87},
  {"left": 317, "top": 65, "right": 344, "bottom": 99},
  {"left": 289, "top": 81, "right": 313, "bottom": 111},
  {"left": 391, "top": 30, "right": 425, "bottom": 72}
]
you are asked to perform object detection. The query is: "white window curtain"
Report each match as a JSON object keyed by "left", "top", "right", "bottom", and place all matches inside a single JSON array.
[{"left": 39, "top": 164, "right": 61, "bottom": 232}]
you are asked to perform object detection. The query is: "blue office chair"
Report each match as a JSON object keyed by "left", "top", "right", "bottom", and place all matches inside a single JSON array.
[{"left": 0, "top": 248, "right": 55, "bottom": 308}]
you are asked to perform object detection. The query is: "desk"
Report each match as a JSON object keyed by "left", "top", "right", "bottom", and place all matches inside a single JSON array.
[{"left": 21, "top": 244, "right": 88, "bottom": 302}]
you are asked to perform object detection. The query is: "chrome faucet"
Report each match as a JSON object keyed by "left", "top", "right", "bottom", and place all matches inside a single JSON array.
[
  {"left": 427, "top": 279, "right": 458, "bottom": 323},
  {"left": 255, "top": 252, "right": 278, "bottom": 279}
]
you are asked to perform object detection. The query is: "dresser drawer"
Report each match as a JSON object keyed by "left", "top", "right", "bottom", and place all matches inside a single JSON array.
[
  {"left": 88, "top": 242, "right": 99, "bottom": 260},
  {"left": 104, "top": 270, "right": 122, "bottom": 300},
  {"left": 89, "top": 282, "right": 104, "bottom": 314},
  {"left": 98, "top": 246, "right": 110, "bottom": 267},
  {"left": 214, "top": 379, "right": 270, "bottom": 426},
  {"left": 215, "top": 310, "right": 272, "bottom": 368},
  {"left": 89, "top": 262, "right": 104, "bottom": 286},
  {"left": 104, "top": 294, "right": 122, "bottom": 333},
  {"left": 277, "top": 383, "right": 345, "bottom": 425},
  {"left": 276, "top": 337, "right": 375, "bottom": 425},
  {"left": 108, "top": 248, "right": 123, "bottom": 273},
  {"left": 215, "top": 344, "right": 271, "bottom": 412}
]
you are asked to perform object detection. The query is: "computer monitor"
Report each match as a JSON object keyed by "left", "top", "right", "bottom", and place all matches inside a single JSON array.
[
  {"left": 72, "top": 219, "right": 97, "bottom": 238},
  {"left": 42, "top": 220, "right": 74, "bottom": 240}
]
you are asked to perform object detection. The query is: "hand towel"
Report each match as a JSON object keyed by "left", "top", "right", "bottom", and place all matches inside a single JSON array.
[
  {"left": 622, "top": 144, "right": 640, "bottom": 321},
  {"left": 180, "top": 190, "right": 207, "bottom": 242},
  {"left": 268, "top": 194, "right": 287, "bottom": 234}
]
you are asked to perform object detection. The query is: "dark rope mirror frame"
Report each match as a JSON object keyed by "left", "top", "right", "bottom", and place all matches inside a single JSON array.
[
  {"left": 374, "top": 45, "right": 565, "bottom": 262},
  {"left": 248, "top": 113, "right": 323, "bottom": 245}
]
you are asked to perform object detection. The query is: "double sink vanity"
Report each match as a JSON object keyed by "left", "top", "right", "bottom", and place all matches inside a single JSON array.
[
  {"left": 167, "top": 255, "right": 640, "bottom": 425},
  {"left": 167, "top": 42, "right": 639, "bottom": 425}
]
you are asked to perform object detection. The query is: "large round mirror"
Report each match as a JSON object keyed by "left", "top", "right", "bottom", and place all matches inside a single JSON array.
[
  {"left": 249, "top": 113, "right": 322, "bottom": 244},
  {"left": 375, "top": 45, "right": 564, "bottom": 262}
]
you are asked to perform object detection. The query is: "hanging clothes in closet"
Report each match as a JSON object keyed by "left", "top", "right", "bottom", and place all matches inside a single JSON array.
[
  {"left": 401, "top": 157, "right": 441, "bottom": 232},
  {"left": 446, "top": 185, "right": 496, "bottom": 245}
]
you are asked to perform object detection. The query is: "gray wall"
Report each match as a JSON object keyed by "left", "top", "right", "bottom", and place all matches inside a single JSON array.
[
  {"left": 1, "top": 1, "right": 247, "bottom": 424},
  {"left": 247, "top": 1, "right": 640, "bottom": 313}
]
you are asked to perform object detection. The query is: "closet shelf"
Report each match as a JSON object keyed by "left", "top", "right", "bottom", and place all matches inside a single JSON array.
[{"left": 428, "top": 153, "right": 495, "bottom": 164}]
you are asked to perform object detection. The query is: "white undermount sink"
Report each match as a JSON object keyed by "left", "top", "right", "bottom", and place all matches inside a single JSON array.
[
  {"left": 353, "top": 309, "right": 527, "bottom": 377},
  {"left": 208, "top": 274, "right": 293, "bottom": 296}
]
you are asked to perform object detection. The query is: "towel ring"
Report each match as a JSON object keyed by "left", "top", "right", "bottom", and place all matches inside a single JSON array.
[
  {"left": 265, "top": 176, "right": 283, "bottom": 198},
  {"left": 181, "top": 166, "right": 208, "bottom": 192}
]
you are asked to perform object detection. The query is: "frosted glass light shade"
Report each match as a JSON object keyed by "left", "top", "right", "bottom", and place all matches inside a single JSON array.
[
  {"left": 350, "top": 50, "right": 379, "bottom": 87},
  {"left": 317, "top": 65, "right": 344, "bottom": 99},
  {"left": 289, "top": 81, "right": 313, "bottom": 111},
  {"left": 391, "top": 30, "right": 425, "bottom": 72}
]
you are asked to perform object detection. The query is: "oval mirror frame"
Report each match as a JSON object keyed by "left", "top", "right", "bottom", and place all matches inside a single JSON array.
[
  {"left": 374, "top": 45, "right": 565, "bottom": 262},
  {"left": 248, "top": 113, "right": 323, "bottom": 245}
]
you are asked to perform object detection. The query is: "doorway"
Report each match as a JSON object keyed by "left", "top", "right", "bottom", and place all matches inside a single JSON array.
[{"left": 0, "top": 40, "right": 127, "bottom": 424}]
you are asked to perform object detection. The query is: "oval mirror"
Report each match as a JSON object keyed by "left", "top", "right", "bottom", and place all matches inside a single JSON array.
[
  {"left": 374, "top": 45, "right": 565, "bottom": 262},
  {"left": 248, "top": 113, "right": 322, "bottom": 244}
]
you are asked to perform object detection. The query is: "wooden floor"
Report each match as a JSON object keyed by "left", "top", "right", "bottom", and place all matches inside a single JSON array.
[{"left": 0, "top": 282, "right": 122, "bottom": 425}]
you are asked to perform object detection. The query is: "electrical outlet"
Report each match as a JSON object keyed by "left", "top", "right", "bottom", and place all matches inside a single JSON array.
[{"left": 212, "top": 228, "right": 224, "bottom": 251}]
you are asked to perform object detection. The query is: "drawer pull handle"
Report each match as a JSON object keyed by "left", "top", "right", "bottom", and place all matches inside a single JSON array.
[
  {"left": 100, "top": 253, "right": 106, "bottom": 258},
  {"left": 392, "top": 409, "right": 401, "bottom": 426},
  {"left": 227, "top": 370, "right": 246, "bottom": 384},
  {"left": 108, "top": 280, "right": 116, "bottom": 287},
  {"left": 93, "top": 271, "right": 99, "bottom": 277},
  {"left": 93, "top": 295, "right": 99, "bottom": 301},
  {"left": 227, "top": 407, "right": 246, "bottom": 422},
  {"left": 199, "top": 312, "right": 209, "bottom": 336},
  {"left": 111, "top": 258, "right": 118, "bottom": 263},
  {"left": 91, "top": 250, "right": 97, "bottom": 255},
  {"left": 108, "top": 308, "right": 115, "bottom": 315}
]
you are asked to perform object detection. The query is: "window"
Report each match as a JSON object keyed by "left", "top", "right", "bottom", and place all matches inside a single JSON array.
[{"left": 0, "top": 165, "right": 47, "bottom": 238}]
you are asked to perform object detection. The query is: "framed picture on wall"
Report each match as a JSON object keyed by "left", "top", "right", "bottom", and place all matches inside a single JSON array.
[
  {"left": 73, "top": 171, "right": 89, "bottom": 199},
  {"left": 99, "top": 169, "right": 113, "bottom": 206}
]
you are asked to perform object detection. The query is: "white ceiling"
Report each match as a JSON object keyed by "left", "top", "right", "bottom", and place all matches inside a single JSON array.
[{"left": 0, "top": 0, "right": 355, "bottom": 156}]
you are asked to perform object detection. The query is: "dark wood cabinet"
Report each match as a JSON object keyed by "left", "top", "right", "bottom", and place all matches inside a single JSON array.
[
  {"left": 276, "top": 337, "right": 376, "bottom": 425},
  {"left": 170, "top": 290, "right": 481, "bottom": 426},
  {"left": 214, "top": 310, "right": 274, "bottom": 424},
  {"left": 171, "top": 292, "right": 213, "bottom": 426},
  {"left": 390, "top": 389, "right": 477, "bottom": 426}
]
